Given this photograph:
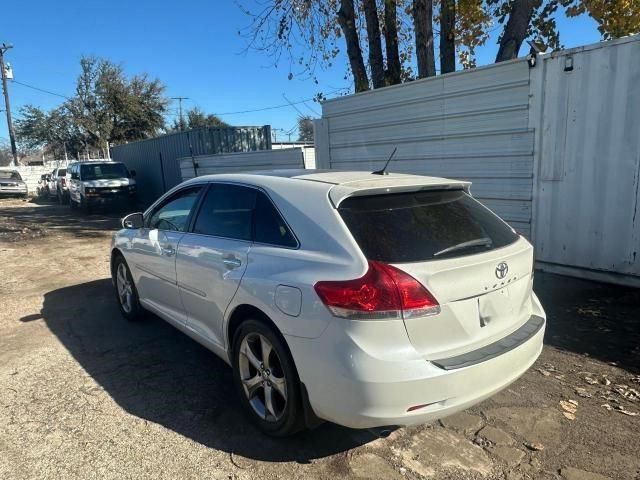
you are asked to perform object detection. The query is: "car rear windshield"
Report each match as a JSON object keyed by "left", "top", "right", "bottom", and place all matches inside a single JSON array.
[
  {"left": 81, "top": 163, "right": 128, "bottom": 180},
  {"left": 57, "top": 169, "right": 66, "bottom": 176},
  {"left": 0, "top": 171, "right": 21, "bottom": 181},
  {"left": 338, "top": 189, "right": 519, "bottom": 263}
]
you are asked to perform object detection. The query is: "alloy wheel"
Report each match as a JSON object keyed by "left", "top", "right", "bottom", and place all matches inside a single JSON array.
[
  {"left": 116, "top": 263, "right": 133, "bottom": 314},
  {"left": 238, "top": 333, "right": 288, "bottom": 422}
]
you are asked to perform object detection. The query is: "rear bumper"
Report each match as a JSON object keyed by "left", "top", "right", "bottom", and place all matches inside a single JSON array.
[
  {"left": 0, "top": 186, "right": 28, "bottom": 196},
  {"left": 287, "top": 300, "right": 545, "bottom": 429}
]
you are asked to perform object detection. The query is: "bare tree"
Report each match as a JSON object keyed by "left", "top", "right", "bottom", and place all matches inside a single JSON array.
[
  {"left": 383, "top": 0, "right": 402, "bottom": 84},
  {"left": 412, "top": 0, "right": 436, "bottom": 77},
  {"left": 363, "top": 0, "right": 385, "bottom": 88},
  {"left": 440, "top": 0, "right": 457, "bottom": 74},
  {"left": 495, "top": 0, "right": 536, "bottom": 62},
  {"left": 338, "top": 0, "right": 370, "bottom": 92}
]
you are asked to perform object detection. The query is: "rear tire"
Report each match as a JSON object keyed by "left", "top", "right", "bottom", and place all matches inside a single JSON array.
[
  {"left": 232, "top": 319, "right": 304, "bottom": 436},
  {"left": 113, "top": 254, "right": 143, "bottom": 322}
]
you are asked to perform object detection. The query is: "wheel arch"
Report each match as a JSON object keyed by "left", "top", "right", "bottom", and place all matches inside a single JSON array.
[
  {"left": 225, "top": 303, "right": 323, "bottom": 429},
  {"left": 110, "top": 247, "right": 125, "bottom": 280},
  {"left": 226, "top": 304, "right": 282, "bottom": 356}
]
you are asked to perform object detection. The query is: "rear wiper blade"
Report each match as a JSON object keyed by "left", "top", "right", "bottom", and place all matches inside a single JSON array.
[{"left": 433, "top": 238, "right": 493, "bottom": 257}]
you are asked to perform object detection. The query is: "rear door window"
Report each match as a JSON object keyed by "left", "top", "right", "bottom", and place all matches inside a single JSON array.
[
  {"left": 253, "top": 192, "right": 298, "bottom": 247},
  {"left": 338, "top": 189, "right": 519, "bottom": 263},
  {"left": 193, "top": 184, "right": 257, "bottom": 241}
]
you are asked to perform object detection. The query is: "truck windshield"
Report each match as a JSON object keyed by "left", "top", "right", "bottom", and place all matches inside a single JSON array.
[
  {"left": 0, "top": 171, "right": 22, "bottom": 181},
  {"left": 81, "top": 163, "right": 129, "bottom": 180}
]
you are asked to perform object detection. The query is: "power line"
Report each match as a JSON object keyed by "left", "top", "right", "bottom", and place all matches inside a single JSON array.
[
  {"left": 213, "top": 89, "right": 345, "bottom": 116},
  {"left": 11, "top": 80, "right": 71, "bottom": 99}
]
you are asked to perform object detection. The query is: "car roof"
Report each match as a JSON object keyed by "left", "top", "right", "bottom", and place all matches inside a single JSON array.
[{"left": 188, "top": 169, "right": 471, "bottom": 206}]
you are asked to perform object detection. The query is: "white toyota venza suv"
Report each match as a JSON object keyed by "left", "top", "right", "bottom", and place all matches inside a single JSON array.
[{"left": 111, "top": 170, "right": 546, "bottom": 436}]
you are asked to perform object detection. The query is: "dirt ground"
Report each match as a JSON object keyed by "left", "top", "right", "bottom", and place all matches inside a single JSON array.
[{"left": 1, "top": 198, "right": 639, "bottom": 480}]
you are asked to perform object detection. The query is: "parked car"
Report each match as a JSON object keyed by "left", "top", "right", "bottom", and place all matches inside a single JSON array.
[
  {"left": 52, "top": 167, "right": 68, "bottom": 204},
  {"left": 45, "top": 168, "right": 67, "bottom": 201},
  {"left": 0, "top": 169, "right": 28, "bottom": 198},
  {"left": 110, "top": 170, "right": 546, "bottom": 436},
  {"left": 67, "top": 161, "right": 136, "bottom": 212},
  {"left": 37, "top": 174, "right": 51, "bottom": 197}
]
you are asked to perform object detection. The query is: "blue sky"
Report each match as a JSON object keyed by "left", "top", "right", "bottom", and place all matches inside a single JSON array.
[{"left": 1, "top": 0, "right": 601, "bottom": 143}]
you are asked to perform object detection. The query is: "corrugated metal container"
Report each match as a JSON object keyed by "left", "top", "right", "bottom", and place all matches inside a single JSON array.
[
  {"left": 112, "top": 126, "right": 271, "bottom": 204},
  {"left": 530, "top": 37, "right": 640, "bottom": 286},
  {"left": 315, "top": 35, "right": 640, "bottom": 286},
  {"left": 315, "top": 59, "right": 534, "bottom": 236},
  {"left": 180, "top": 148, "right": 305, "bottom": 180}
]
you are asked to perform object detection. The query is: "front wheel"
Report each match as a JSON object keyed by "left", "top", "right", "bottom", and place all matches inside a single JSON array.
[
  {"left": 232, "top": 320, "right": 304, "bottom": 436},
  {"left": 113, "top": 255, "right": 143, "bottom": 321}
]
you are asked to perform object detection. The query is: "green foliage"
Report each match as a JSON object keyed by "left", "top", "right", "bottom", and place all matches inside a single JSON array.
[
  {"left": 562, "top": 0, "right": 640, "bottom": 39},
  {"left": 0, "top": 141, "right": 14, "bottom": 166},
  {"left": 297, "top": 115, "right": 315, "bottom": 141},
  {"left": 15, "top": 56, "right": 168, "bottom": 158},
  {"left": 170, "top": 107, "right": 230, "bottom": 131}
]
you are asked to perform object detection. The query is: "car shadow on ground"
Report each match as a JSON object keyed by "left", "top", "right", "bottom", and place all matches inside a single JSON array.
[
  {"left": 36, "top": 278, "right": 381, "bottom": 462},
  {"left": 0, "top": 202, "right": 123, "bottom": 238},
  {"left": 534, "top": 271, "right": 640, "bottom": 374}
]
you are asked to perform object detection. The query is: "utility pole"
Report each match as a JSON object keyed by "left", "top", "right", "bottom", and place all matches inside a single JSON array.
[
  {"left": 0, "top": 43, "right": 18, "bottom": 166},
  {"left": 171, "top": 97, "right": 189, "bottom": 131}
]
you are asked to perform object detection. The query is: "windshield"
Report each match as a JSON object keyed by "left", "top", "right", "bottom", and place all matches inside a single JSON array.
[
  {"left": 57, "top": 169, "right": 67, "bottom": 176},
  {"left": 0, "top": 171, "right": 22, "bottom": 181},
  {"left": 338, "top": 189, "right": 519, "bottom": 263},
  {"left": 81, "top": 163, "right": 129, "bottom": 180}
]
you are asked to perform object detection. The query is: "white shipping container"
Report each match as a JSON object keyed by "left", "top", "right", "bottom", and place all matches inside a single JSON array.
[{"left": 315, "top": 36, "right": 640, "bottom": 286}]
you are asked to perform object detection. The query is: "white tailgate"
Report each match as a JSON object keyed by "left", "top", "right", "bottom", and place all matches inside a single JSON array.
[{"left": 394, "top": 236, "right": 535, "bottom": 359}]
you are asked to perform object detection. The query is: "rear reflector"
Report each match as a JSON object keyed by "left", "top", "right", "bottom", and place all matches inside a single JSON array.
[
  {"left": 406, "top": 403, "right": 434, "bottom": 412},
  {"left": 314, "top": 261, "right": 440, "bottom": 320}
]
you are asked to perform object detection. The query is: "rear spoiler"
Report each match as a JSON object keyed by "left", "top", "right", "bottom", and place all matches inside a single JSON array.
[{"left": 328, "top": 178, "right": 472, "bottom": 207}]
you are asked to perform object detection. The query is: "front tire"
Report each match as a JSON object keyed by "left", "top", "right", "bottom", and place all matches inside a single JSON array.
[
  {"left": 232, "top": 320, "right": 304, "bottom": 436},
  {"left": 80, "top": 195, "right": 91, "bottom": 214},
  {"left": 113, "top": 255, "right": 143, "bottom": 321}
]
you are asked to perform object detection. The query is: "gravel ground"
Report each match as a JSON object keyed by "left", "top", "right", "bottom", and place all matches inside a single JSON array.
[{"left": 1, "top": 198, "right": 639, "bottom": 480}]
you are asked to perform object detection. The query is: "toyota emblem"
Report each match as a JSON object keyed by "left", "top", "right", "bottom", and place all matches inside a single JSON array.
[{"left": 495, "top": 262, "right": 509, "bottom": 279}]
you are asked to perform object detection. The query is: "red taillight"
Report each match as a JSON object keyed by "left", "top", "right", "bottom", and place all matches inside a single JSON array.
[{"left": 314, "top": 261, "right": 440, "bottom": 320}]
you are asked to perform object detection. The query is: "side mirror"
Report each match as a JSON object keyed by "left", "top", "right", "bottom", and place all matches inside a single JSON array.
[
  {"left": 122, "top": 212, "right": 144, "bottom": 229},
  {"left": 130, "top": 170, "right": 137, "bottom": 178}
]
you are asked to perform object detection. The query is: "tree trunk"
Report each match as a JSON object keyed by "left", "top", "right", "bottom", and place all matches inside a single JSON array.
[
  {"left": 412, "top": 0, "right": 436, "bottom": 78},
  {"left": 495, "top": 0, "right": 535, "bottom": 62},
  {"left": 440, "top": 0, "right": 456, "bottom": 74},
  {"left": 384, "top": 0, "right": 402, "bottom": 85},
  {"left": 338, "top": 0, "right": 370, "bottom": 92},
  {"left": 363, "top": 0, "right": 385, "bottom": 89}
]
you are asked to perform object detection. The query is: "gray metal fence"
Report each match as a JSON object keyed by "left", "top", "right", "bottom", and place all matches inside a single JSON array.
[{"left": 112, "top": 126, "right": 271, "bottom": 205}]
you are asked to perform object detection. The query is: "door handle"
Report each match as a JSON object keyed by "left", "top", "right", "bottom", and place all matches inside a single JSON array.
[
  {"left": 161, "top": 246, "right": 176, "bottom": 257},
  {"left": 222, "top": 256, "right": 242, "bottom": 269}
]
